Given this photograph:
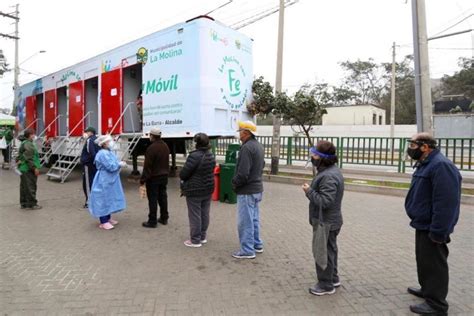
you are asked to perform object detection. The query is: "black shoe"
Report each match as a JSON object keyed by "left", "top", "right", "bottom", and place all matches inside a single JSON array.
[
  {"left": 142, "top": 222, "right": 157, "bottom": 228},
  {"left": 158, "top": 218, "right": 168, "bottom": 225},
  {"left": 407, "top": 287, "right": 424, "bottom": 298},
  {"left": 83, "top": 203, "right": 88, "bottom": 208},
  {"left": 409, "top": 302, "right": 446, "bottom": 315}
]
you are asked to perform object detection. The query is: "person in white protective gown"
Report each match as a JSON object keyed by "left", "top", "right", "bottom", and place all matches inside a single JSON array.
[{"left": 88, "top": 134, "right": 127, "bottom": 230}]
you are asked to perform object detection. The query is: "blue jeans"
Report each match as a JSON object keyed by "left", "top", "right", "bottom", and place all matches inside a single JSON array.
[
  {"left": 100, "top": 215, "right": 111, "bottom": 224},
  {"left": 237, "top": 193, "right": 263, "bottom": 255}
]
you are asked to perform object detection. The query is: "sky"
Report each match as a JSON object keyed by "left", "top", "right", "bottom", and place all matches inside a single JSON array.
[{"left": 0, "top": 0, "right": 472, "bottom": 110}]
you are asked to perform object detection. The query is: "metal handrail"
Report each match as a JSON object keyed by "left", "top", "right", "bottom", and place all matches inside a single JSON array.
[
  {"left": 109, "top": 102, "right": 139, "bottom": 135},
  {"left": 38, "top": 114, "right": 63, "bottom": 139},
  {"left": 21, "top": 118, "right": 39, "bottom": 132},
  {"left": 69, "top": 111, "right": 93, "bottom": 136}
]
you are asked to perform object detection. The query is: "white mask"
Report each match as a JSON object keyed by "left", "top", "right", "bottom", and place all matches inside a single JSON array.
[
  {"left": 83, "top": 133, "right": 89, "bottom": 139},
  {"left": 33, "top": 136, "right": 38, "bottom": 141},
  {"left": 234, "top": 132, "right": 241, "bottom": 141},
  {"left": 109, "top": 140, "right": 117, "bottom": 150}
]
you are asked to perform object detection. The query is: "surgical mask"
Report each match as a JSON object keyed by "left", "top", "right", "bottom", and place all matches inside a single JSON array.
[
  {"left": 407, "top": 147, "right": 423, "bottom": 160},
  {"left": 311, "top": 157, "right": 322, "bottom": 168},
  {"left": 109, "top": 140, "right": 117, "bottom": 150},
  {"left": 234, "top": 132, "right": 241, "bottom": 141},
  {"left": 33, "top": 136, "right": 38, "bottom": 141},
  {"left": 83, "top": 133, "right": 89, "bottom": 139}
]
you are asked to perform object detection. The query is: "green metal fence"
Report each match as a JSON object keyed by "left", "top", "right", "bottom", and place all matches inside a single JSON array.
[{"left": 213, "top": 136, "right": 474, "bottom": 172}]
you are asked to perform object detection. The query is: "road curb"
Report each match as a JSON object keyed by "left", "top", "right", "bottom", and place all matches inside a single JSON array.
[{"left": 262, "top": 174, "right": 474, "bottom": 206}]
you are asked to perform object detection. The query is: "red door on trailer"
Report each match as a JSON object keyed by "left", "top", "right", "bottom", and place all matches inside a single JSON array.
[
  {"left": 69, "top": 81, "right": 84, "bottom": 136},
  {"left": 25, "top": 96, "right": 37, "bottom": 130},
  {"left": 44, "top": 89, "right": 57, "bottom": 137},
  {"left": 101, "top": 68, "right": 122, "bottom": 135}
]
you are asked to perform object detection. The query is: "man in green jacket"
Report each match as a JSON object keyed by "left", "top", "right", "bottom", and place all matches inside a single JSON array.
[{"left": 17, "top": 128, "right": 42, "bottom": 210}]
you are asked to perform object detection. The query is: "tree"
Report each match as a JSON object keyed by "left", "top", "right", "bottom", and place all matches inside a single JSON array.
[
  {"left": 380, "top": 55, "right": 416, "bottom": 124},
  {"left": 339, "top": 58, "right": 386, "bottom": 105},
  {"left": 249, "top": 78, "right": 328, "bottom": 147},
  {"left": 439, "top": 57, "right": 474, "bottom": 99}
]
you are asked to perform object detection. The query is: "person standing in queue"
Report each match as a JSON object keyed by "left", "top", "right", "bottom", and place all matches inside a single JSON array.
[
  {"left": 302, "top": 141, "right": 344, "bottom": 296},
  {"left": 80, "top": 127, "right": 100, "bottom": 208},
  {"left": 141, "top": 127, "right": 170, "bottom": 228},
  {"left": 17, "top": 128, "right": 42, "bottom": 210},
  {"left": 180, "top": 133, "right": 216, "bottom": 247},
  {"left": 405, "top": 133, "right": 461, "bottom": 316}
]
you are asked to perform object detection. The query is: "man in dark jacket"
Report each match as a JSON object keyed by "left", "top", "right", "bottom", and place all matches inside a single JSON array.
[
  {"left": 180, "top": 133, "right": 216, "bottom": 247},
  {"left": 405, "top": 133, "right": 462, "bottom": 316},
  {"left": 141, "top": 127, "right": 170, "bottom": 228},
  {"left": 231, "top": 121, "right": 265, "bottom": 259},
  {"left": 80, "top": 127, "right": 100, "bottom": 208}
]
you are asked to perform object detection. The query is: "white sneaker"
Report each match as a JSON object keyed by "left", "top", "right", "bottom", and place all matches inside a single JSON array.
[
  {"left": 201, "top": 239, "right": 208, "bottom": 244},
  {"left": 184, "top": 240, "right": 202, "bottom": 248}
]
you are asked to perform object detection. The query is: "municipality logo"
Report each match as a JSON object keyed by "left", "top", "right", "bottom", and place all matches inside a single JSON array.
[
  {"left": 218, "top": 56, "right": 248, "bottom": 110},
  {"left": 136, "top": 47, "right": 148, "bottom": 65}
]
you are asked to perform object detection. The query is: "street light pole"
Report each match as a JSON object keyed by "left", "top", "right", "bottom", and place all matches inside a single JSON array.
[{"left": 271, "top": 0, "right": 285, "bottom": 175}]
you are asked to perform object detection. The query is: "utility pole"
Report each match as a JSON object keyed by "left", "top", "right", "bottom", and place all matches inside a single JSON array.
[
  {"left": 390, "top": 42, "right": 396, "bottom": 138},
  {"left": 13, "top": 4, "right": 20, "bottom": 115},
  {"left": 411, "top": 0, "right": 432, "bottom": 134},
  {"left": 271, "top": 0, "right": 285, "bottom": 175}
]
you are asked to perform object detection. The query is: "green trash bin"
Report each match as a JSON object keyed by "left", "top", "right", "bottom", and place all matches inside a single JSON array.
[{"left": 219, "top": 143, "right": 240, "bottom": 204}]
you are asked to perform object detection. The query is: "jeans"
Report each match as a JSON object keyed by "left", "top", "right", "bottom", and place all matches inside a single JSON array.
[
  {"left": 416, "top": 230, "right": 449, "bottom": 313},
  {"left": 146, "top": 176, "right": 168, "bottom": 224},
  {"left": 186, "top": 195, "right": 211, "bottom": 244},
  {"left": 237, "top": 193, "right": 263, "bottom": 255},
  {"left": 314, "top": 229, "right": 340, "bottom": 290}
]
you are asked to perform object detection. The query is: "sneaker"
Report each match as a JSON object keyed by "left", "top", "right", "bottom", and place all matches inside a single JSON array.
[
  {"left": 184, "top": 240, "right": 202, "bottom": 248},
  {"left": 142, "top": 222, "right": 157, "bottom": 228},
  {"left": 232, "top": 251, "right": 256, "bottom": 259},
  {"left": 200, "top": 239, "right": 208, "bottom": 244},
  {"left": 109, "top": 219, "right": 118, "bottom": 225},
  {"left": 255, "top": 247, "right": 264, "bottom": 253},
  {"left": 99, "top": 222, "right": 114, "bottom": 230},
  {"left": 83, "top": 203, "right": 88, "bottom": 209},
  {"left": 309, "top": 284, "right": 336, "bottom": 296},
  {"left": 333, "top": 281, "right": 341, "bottom": 288},
  {"left": 28, "top": 205, "right": 42, "bottom": 210}
]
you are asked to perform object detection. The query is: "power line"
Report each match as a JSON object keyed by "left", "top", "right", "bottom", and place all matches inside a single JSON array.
[{"left": 432, "top": 13, "right": 473, "bottom": 37}]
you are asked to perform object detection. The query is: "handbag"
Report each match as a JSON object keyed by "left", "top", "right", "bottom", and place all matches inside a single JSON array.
[
  {"left": 311, "top": 199, "right": 331, "bottom": 270},
  {"left": 0, "top": 137, "right": 7, "bottom": 150}
]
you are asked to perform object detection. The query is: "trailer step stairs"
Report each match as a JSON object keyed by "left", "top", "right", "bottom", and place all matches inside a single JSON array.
[{"left": 46, "top": 137, "right": 84, "bottom": 183}]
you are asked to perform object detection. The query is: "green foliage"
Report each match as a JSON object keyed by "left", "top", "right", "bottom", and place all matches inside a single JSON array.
[
  {"left": 440, "top": 57, "right": 474, "bottom": 99},
  {"left": 248, "top": 76, "right": 275, "bottom": 116}
]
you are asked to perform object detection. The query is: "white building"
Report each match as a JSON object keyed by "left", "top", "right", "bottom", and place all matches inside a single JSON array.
[{"left": 322, "top": 104, "right": 386, "bottom": 126}]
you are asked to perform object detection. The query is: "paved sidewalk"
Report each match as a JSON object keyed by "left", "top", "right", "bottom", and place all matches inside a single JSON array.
[{"left": 0, "top": 167, "right": 473, "bottom": 315}]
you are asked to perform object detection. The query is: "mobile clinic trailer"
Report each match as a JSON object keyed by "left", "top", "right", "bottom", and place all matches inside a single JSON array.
[{"left": 15, "top": 16, "right": 254, "bottom": 182}]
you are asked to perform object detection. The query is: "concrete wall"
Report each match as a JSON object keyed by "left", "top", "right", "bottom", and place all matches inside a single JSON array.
[
  {"left": 257, "top": 124, "right": 417, "bottom": 137},
  {"left": 433, "top": 114, "right": 474, "bottom": 138},
  {"left": 323, "top": 105, "right": 386, "bottom": 126}
]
